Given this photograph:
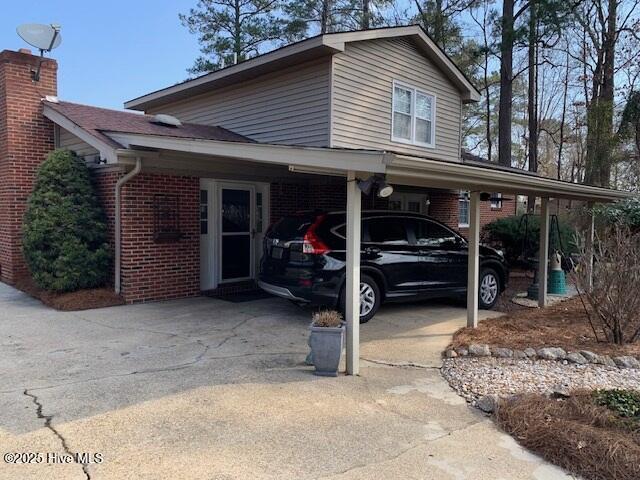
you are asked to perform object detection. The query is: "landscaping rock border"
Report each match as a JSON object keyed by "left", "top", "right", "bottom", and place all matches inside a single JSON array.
[{"left": 444, "top": 343, "right": 640, "bottom": 370}]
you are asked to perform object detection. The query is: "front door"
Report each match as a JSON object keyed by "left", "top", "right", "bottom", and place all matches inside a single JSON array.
[{"left": 219, "top": 184, "right": 255, "bottom": 283}]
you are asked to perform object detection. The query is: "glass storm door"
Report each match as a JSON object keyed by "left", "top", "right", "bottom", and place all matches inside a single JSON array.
[{"left": 220, "top": 186, "right": 254, "bottom": 282}]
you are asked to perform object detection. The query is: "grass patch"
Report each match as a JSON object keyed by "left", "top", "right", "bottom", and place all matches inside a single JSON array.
[{"left": 495, "top": 391, "right": 640, "bottom": 480}]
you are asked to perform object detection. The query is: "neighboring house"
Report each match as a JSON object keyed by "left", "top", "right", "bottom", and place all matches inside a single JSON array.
[{"left": 0, "top": 26, "right": 516, "bottom": 303}]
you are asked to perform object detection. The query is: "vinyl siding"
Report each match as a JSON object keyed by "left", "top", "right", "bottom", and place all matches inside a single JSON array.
[
  {"left": 57, "top": 127, "right": 100, "bottom": 158},
  {"left": 331, "top": 38, "right": 463, "bottom": 162},
  {"left": 147, "top": 58, "right": 331, "bottom": 147}
]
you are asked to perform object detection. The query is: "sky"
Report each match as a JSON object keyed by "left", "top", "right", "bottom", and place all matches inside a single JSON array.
[{"left": 0, "top": 0, "right": 201, "bottom": 110}]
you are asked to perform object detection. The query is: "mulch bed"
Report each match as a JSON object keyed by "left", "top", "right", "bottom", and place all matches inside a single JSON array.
[
  {"left": 451, "top": 296, "right": 640, "bottom": 358},
  {"left": 495, "top": 392, "right": 640, "bottom": 480},
  {"left": 13, "top": 275, "right": 124, "bottom": 311},
  {"left": 494, "top": 271, "right": 535, "bottom": 313}
]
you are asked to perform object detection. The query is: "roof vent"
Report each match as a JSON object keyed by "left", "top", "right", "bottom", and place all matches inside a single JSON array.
[{"left": 151, "top": 113, "right": 182, "bottom": 127}]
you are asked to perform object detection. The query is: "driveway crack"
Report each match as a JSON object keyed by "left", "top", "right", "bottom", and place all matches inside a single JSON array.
[
  {"left": 23, "top": 389, "right": 90, "bottom": 480},
  {"left": 361, "top": 357, "right": 441, "bottom": 370}
]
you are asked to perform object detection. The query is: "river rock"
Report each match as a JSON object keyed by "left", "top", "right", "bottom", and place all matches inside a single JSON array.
[
  {"left": 476, "top": 394, "right": 500, "bottom": 413},
  {"left": 492, "top": 348, "right": 513, "bottom": 358},
  {"left": 613, "top": 356, "right": 640, "bottom": 369},
  {"left": 579, "top": 350, "right": 599, "bottom": 363},
  {"left": 469, "top": 344, "right": 491, "bottom": 357},
  {"left": 566, "top": 352, "right": 588, "bottom": 365},
  {"left": 537, "top": 347, "right": 567, "bottom": 361}
]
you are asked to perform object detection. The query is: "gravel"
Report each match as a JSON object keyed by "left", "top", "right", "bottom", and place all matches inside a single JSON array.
[{"left": 441, "top": 357, "right": 640, "bottom": 403}]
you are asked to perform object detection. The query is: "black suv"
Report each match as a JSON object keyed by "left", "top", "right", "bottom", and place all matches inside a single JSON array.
[{"left": 259, "top": 211, "right": 508, "bottom": 322}]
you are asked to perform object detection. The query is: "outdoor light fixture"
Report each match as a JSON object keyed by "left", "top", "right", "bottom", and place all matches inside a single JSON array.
[
  {"left": 377, "top": 180, "right": 394, "bottom": 198},
  {"left": 356, "top": 175, "right": 394, "bottom": 198}
]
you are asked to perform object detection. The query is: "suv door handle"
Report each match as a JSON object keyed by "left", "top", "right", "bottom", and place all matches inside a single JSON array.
[{"left": 364, "top": 246, "right": 381, "bottom": 255}]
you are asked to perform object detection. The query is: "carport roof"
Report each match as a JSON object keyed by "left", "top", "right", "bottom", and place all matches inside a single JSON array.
[
  {"left": 43, "top": 100, "right": 633, "bottom": 203},
  {"left": 108, "top": 131, "right": 632, "bottom": 203}
]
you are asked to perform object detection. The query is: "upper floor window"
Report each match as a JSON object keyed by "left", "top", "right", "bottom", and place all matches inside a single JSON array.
[{"left": 392, "top": 81, "right": 436, "bottom": 148}]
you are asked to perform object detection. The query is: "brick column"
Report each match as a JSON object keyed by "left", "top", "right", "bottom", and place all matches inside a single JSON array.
[{"left": 0, "top": 50, "right": 57, "bottom": 284}]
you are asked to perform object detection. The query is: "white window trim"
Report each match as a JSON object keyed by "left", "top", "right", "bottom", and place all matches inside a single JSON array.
[
  {"left": 490, "top": 192, "right": 503, "bottom": 210},
  {"left": 391, "top": 80, "right": 436, "bottom": 149},
  {"left": 458, "top": 191, "right": 470, "bottom": 228}
]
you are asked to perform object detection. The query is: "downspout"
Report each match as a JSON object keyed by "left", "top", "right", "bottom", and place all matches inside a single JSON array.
[{"left": 115, "top": 157, "right": 142, "bottom": 294}]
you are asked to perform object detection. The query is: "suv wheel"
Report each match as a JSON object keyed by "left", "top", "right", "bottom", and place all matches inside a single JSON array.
[
  {"left": 479, "top": 268, "right": 500, "bottom": 309},
  {"left": 339, "top": 274, "right": 381, "bottom": 323}
]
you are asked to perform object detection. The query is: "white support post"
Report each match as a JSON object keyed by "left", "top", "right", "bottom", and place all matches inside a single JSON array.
[
  {"left": 467, "top": 191, "right": 481, "bottom": 328},
  {"left": 538, "top": 197, "right": 550, "bottom": 307},
  {"left": 345, "top": 171, "right": 361, "bottom": 375}
]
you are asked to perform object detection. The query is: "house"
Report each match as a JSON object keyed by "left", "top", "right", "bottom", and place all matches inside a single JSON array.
[
  {"left": 0, "top": 25, "right": 629, "bottom": 375},
  {"left": 0, "top": 26, "right": 518, "bottom": 303}
]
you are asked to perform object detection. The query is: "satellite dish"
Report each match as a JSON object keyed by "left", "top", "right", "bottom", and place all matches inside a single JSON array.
[
  {"left": 17, "top": 24, "right": 62, "bottom": 52},
  {"left": 16, "top": 23, "right": 62, "bottom": 81}
]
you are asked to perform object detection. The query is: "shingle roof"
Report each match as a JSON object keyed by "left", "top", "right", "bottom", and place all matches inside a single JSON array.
[{"left": 44, "top": 100, "right": 254, "bottom": 149}]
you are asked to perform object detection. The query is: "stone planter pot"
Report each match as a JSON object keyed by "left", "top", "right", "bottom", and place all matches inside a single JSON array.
[{"left": 309, "top": 325, "right": 344, "bottom": 377}]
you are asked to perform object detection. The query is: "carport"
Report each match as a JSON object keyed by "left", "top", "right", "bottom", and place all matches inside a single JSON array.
[{"left": 41, "top": 115, "right": 632, "bottom": 376}]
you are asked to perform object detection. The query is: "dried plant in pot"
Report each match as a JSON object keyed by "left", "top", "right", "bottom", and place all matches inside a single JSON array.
[{"left": 309, "top": 310, "right": 345, "bottom": 377}]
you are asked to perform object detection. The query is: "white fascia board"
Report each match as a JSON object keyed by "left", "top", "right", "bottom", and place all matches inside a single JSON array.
[
  {"left": 387, "top": 154, "right": 633, "bottom": 203},
  {"left": 42, "top": 105, "right": 119, "bottom": 163},
  {"left": 105, "top": 133, "right": 387, "bottom": 174}
]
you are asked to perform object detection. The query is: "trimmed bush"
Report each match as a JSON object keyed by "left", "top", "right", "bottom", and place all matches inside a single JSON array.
[
  {"left": 593, "top": 198, "right": 640, "bottom": 229},
  {"left": 22, "top": 149, "right": 111, "bottom": 292},
  {"left": 482, "top": 215, "right": 576, "bottom": 265}
]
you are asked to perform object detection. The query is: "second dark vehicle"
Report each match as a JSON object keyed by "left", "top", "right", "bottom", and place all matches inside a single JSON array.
[{"left": 259, "top": 211, "right": 508, "bottom": 323}]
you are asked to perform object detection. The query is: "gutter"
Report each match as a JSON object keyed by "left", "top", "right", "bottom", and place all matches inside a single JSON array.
[{"left": 114, "top": 157, "right": 142, "bottom": 294}]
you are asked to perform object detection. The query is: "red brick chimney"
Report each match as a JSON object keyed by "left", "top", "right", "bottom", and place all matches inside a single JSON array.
[{"left": 0, "top": 50, "right": 57, "bottom": 284}]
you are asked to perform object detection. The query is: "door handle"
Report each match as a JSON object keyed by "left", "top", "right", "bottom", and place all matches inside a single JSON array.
[{"left": 364, "top": 247, "right": 381, "bottom": 255}]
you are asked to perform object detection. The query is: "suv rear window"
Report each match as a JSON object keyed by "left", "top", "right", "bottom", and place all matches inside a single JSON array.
[{"left": 268, "top": 215, "right": 315, "bottom": 241}]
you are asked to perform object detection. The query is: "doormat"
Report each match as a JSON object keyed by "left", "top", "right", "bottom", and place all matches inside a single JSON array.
[{"left": 217, "top": 290, "right": 273, "bottom": 303}]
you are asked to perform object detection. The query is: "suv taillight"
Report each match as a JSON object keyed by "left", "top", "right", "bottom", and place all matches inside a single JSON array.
[{"left": 302, "top": 215, "right": 331, "bottom": 254}]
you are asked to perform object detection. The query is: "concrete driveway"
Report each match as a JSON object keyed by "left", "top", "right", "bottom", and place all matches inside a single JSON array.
[{"left": 0, "top": 283, "right": 572, "bottom": 480}]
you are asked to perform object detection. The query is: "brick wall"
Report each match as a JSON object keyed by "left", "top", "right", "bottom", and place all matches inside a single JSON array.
[
  {"left": 428, "top": 190, "right": 518, "bottom": 237},
  {"left": 0, "top": 50, "right": 57, "bottom": 284},
  {"left": 269, "top": 180, "right": 388, "bottom": 224},
  {"left": 269, "top": 181, "right": 517, "bottom": 238},
  {"left": 119, "top": 172, "right": 200, "bottom": 303},
  {"left": 91, "top": 168, "right": 122, "bottom": 283}
]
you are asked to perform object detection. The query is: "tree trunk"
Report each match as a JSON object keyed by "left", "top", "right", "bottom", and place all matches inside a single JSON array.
[
  {"left": 599, "top": 0, "right": 617, "bottom": 187},
  {"left": 584, "top": 0, "right": 617, "bottom": 188},
  {"left": 558, "top": 47, "right": 570, "bottom": 181},
  {"left": 233, "top": 0, "right": 242, "bottom": 62},
  {"left": 526, "top": 0, "right": 537, "bottom": 212},
  {"left": 498, "top": 0, "right": 515, "bottom": 167},
  {"left": 362, "top": 0, "right": 371, "bottom": 29},
  {"left": 321, "top": 0, "right": 332, "bottom": 33},
  {"left": 434, "top": 0, "right": 444, "bottom": 47}
]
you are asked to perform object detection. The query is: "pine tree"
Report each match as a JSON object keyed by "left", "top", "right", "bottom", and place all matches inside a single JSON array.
[
  {"left": 22, "top": 149, "right": 111, "bottom": 292},
  {"left": 180, "top": 0, "right": 285, "bottom": 75}
]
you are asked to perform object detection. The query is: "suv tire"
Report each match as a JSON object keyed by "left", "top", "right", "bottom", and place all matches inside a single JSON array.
[
  {"left": 478, "top": 267, "right": 500, "bottom": 309},
  {"left": 339, "top": 274, "right": 381, "bottom": 324}
]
